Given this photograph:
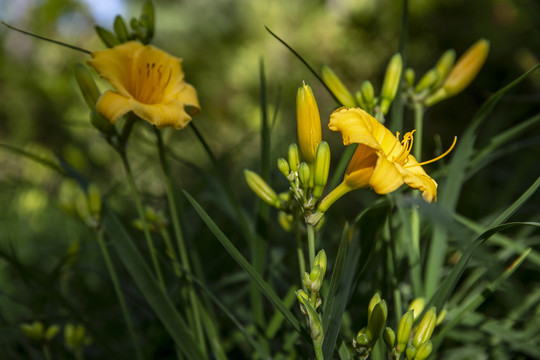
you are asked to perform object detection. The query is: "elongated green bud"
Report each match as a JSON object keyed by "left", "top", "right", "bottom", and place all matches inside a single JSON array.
[
  {"left": 296, "top": 290, "right": 324, "bottom": 342},
  {"left": 21, "top": 321, "right": 44, "bottom": 342},
  {"left": 308, "top": 265, "right": 323, "bottom": 293},
  {"left": 298, "top": 162, "right": 311, "bottom": 189},
  {"left": 366, "top": 300, "right": 387, "bottom": 344},
  {"left": 437, "top": 308, "right": 447, "bottom": 326},
  {"left": 414, "top": 340, "right": 433, "bottom": 360},
  {"left": 288, "top": 143, "right": 300, "bottom": 173},
  {"left": 113, "top": 15, "right": 129, "bottom": 42},
  {"left": 90, "top": 109, "right": 116, "bottom": 135},
  {"left": 432, "top": 49, "right": 456, "bottom": 89},
  {"left": 75, "top": 187, "right": 90, "bottom": 224},
  {"left": 426, "top": 39, "right": 489, "bottom": 106},
  {"left": 415, "top": 69, "right": 439, "bottom": 93},
  {"left": 87, "top": 183, "right": 102, "bottom": 221},
  {"left": 361, "top": 80, "right": 376, "bottom": 113},
  {"left": 297, "top": 83, "right": 322, "bottom": 163},
  {"left": 141, "top": 0, "right": 155, "bottom": 41},
  {"left": 313, "top": 250, "right": 327, "bottom": 278},
  {"left": 277, "top": 157, "right": 290, "bottom": 177},
  {"left": 244, "top": 170, "right": 280, "bottom": 208},
  {"left": 322, "top": 65, "right": 356, "bottom": 107},
  {"left": 74, "top": 64, "right": 100, "bottom": 110},
  {"left": 380, "top": 53, "right": 403, "bottom": 115},
  {"left": 368, "top": 293, "right": 382, "bottom": 319},
  {"left": 383, "top": 327, "right": 396, "bottom": 349},
  {"left": 405, "top": 68, "right": 415, "bottom": 87},
  {"left": 355, "top": 90, "right": 367, "bottom": 110},
  {"left": 95, "top": 26, "right": 120, "bottom": 48},
  {"left": 44, "top": 325, "right": 60, "bottom": 341},
  {"left": 408, "top": 297, "right": 425, "bottom": 320},
  {"left": 412, "top": 307, "right": 437, "bottom": 348},
  {"left": 312, "top": 141, "right": 330, "bottom": 199},
  {"left": 397, "top": 310, "right": 414, "bottom": 353}
]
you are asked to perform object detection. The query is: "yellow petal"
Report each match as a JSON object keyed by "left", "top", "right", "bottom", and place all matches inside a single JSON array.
[
  {"left": 95, "top": 91, "right": 132, "bottom": 124},
  {"left": 399, "top": 164, "right": 438, "bottom": 202},
  {"left": 369, "top": 155, "right": 404, "bottom": 194},
  {"left": 88, "top": 41, "right": 144, "bottom": 98},
  {"left": 174, "top": 83, "right": 201, "bottom": 116},
  {"left": 129, "top": 99, "right": 192, "bottom": 129},
  {"left": 329, "top": 107, "right": 382, "bottom": 150},
  {"left": 343, "top": 144, "right": 378, "bottom": 189}
]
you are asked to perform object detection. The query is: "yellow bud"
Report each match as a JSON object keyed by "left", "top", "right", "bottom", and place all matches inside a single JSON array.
[
  {"left": 312, "top": 141, "right": 331, "bottom": 199},
  {"left": 296, "top": 83, "right": 322, "bottom": 163},
  {"left": 412, "top": 307, "right": 437, "bottom": 348},
  {"left": 288, "top": 143, "right": 300, "bottom": 173},
  {"left": 415, "top": 69, "right": 439, "bottom": 93},
  {"left": 408, "top": 297, "right": 425, "bottom": 320},
  {"left": 322, "top": 65, "right": 356, "bottom": 107},
  {"left": 244, "top": 170, "right": 280, "bottom": 208},
  {"left": 426, "top": 39, "right": 489, "bottom": 106},
  {"left": 396, "top": 310, "right": 414, "bottom": 354},
  {"left": 415, "top": 340, "right": 433, "bottom": 360},
  {"left": 380, "top": 53, "right": 403, "bottom": 115},
  {"left": 368, "top": 293, "right": 382, "bottom": 319},
  {"left": 432, "top": 49, "right": 456, "bottom": 89}
]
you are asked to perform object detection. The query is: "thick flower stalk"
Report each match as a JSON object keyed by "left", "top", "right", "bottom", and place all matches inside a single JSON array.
[
  {"left": 318, "top": 107, "right": 456, "bottom": 212},
  {"left": 88, "top": 41, "right": 200, "bottom": 129}
]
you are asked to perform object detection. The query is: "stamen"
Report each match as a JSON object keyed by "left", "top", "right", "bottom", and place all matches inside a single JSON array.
[
  {"left": 406, "top": 136, "right": 457, "bottom": 168},
  {"left": 394, "top": 130, "right": 415, "bottom": 165}
]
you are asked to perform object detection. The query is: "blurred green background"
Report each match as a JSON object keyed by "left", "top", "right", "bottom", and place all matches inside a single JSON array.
[{"left": 1, "top": 0, "right": 539, "bottom": 358}]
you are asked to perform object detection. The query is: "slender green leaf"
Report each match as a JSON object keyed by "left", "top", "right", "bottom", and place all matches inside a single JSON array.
[
  {"left": 183, "top": 190, "right": 302, "bottom": 334},
  {"left": 489, "top": 176, "right": 540, "bottom": 227},
  {"left": 0, "top": 143, "right": 66, "bottom": 176},
  {"left": 102, "top": 206, "right": 204, "bottom": 360}
]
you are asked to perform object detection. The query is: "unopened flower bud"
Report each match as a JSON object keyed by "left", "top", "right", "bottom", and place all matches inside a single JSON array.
[
  {"left": 405, "top": 68, "right": 415, "bottom": 87},
  {"left": 113, "top": 15, "right": 129, "bottom": 42},
  {"left": 74, "top": 64, "right": 100, "bottom": 110},
  {"left": 312, "top": 141, "right": 330, "bottom": 199},
  {"left": 426, "top": 39, "right": 489, "bottom": 106},
  {"left": 432, "top": 49, "right": 456, "bottom": 89},
  {"left": 355, "top": 332, "right": 370, "bottom": 347},
  {"left": 412, "top": 307, "right": 437, "bottom": 348},
  {"left": 87, "top": 183, "right": 102, "bottom": 221},
  {"left": 361, "top": 80, "right": 376, "bottom": 113},
  {"left": 383, "top": 327, "right": 396, "bottom": 349},
  {"left": 397, "top": 310, "right": 414, "bottom": 354},
  {"left": 296, "top": 83, "right": 322, "bottom": 163},
  {"left": 244, "top": 170, "right": 280, "bottom": 208},
  {"left": 406, "top": 344, "right": 417, "bottom": 360},
  {"left": 75, "top": 187, "right": 90, "bottom": 224},
  {"left": 44, "top": 325, "right": 60, "bottom": 341},
  {"left": 380, "top": 53, "right": 403, "bottom": 115},
  {"left": 296, "top": 290, "right": 323, "bottom": 342},
  {"left": 298, "top": 162, "right": 311, "bottom": 190},
  {"left": 436, "top": 308, "right": 447, "bottom": 326},
  {"left": 408, "top": 298, "right": 425, "bottom": 320},
  {"left": 415, "top": 69, "right": 439, "bottom": 93},
  {"left": 21, "top": 321, "right": 44, "bottom": 342},
  {"left": 322, "top": 65, "right": 356, "bottom": 107},
  {"left": 278, "top": 211, "right": 293, "bottom": 232},
  {"left": 277, "top": 157, "right": 290, "bottom": 177},
  {"left": 288, "top": 143, "right": 300, "bottom": 173},
  {"left": 355, "top": 90, "right": 367, "bottom": 110},
  {"left": 368, "top": 293, "right": 382, "bottom": 319},
  {"left": 313, "top": 250, "right": 327, "bottom": 278},
  {"left": 415, "top": 340, "right": 433, "bottom": 360},
  {"left": 309, "top": 265, "right": 323, "bottom": 293},
  {"left": 366, "top": 300, "right": 387, "bottom": 345}
]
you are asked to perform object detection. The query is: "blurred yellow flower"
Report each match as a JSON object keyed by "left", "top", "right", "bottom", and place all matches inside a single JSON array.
[
  {"left": 88, "top": 41, "right": 200, "bottom": 129},
  {"left": 319, "top": 107, "right": 456, "bottom": 211}
]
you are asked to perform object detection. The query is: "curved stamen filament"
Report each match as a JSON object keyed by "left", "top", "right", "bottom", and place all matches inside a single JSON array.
[
  {"left": 406, "top": 136, "right": 457, "bottom": 168},
  {"left": 394, "top": 130, "right": 415, "bottom": 165}
]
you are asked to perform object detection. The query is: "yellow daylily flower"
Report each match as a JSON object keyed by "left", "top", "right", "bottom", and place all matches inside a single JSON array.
[
  {"left": 88, "top": 41, "right": 200, "bottom": 129},
  {"left": 318, "top": 107, "right": 456, "bottom": 212}
]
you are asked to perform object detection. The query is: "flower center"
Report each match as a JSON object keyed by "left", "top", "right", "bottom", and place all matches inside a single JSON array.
[
  {"left": 390, "top": 131, "right": 457, "bottom": 168},
  {"left": 133, "top": 62, "right": 172, "bottom": 104}
]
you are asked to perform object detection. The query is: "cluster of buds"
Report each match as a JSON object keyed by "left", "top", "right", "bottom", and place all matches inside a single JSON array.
[
  {"left": 297, "top": 250, "right": 327, "bottom": 348},
  {"left": 132, "top": 206, "right": 168, "bottom": 232},
  {"left": 322, "top": 53, "right": 403, "bottom": 121},
  {"left": 405, "top": 39, "right": 490, "bottom": 107},
  {"left": 353, "top": 293, "right": 388, "bottom": 359},
  {"left": 380, "top": 298, "right": 445, "bottom": 360},
  {"left": 21, "top": 321, "right": 60, "bottom": 345},
  {"left": 72, "top": 183, "right": 102, "bottom": 230},
  {"left": 245, "top": 83, "right": 331, "bottom": 227},
  {"left": 65, "top": 323, "right": 93, "bottom": 358}
]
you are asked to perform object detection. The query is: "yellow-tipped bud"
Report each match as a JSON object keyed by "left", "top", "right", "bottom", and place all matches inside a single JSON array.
[
  {"left": 415, "top": 340, "right": 433, "bottom": 360},
  {"left": 322, "top": 65, "right": 356, "bottom": 107},
  {"left": 397, "top": 310, "right": 414, "bottom": 353},
  {"left": 408, "top": 298, "right": 425, "bottom": 320},
  {"left": 296, "top": 83, "right": 322, "bottom": 163},
  {"left": 313, "top": 250, "right": 327, "bottom": 278},
  {"left": 406, "top": 344, "right": 417, "bottom": 360},
  {"left": 412, "top": 307, "right": 437, "bottom": 348},
  {"left": 415, "top": 69, "right": 439, "bottom": 93},
  {"left": 312, "top": 141, "right": 331, "bottom": 199},
  {"left": 380, "top": 53, "right": 403, "bottom": 115},
  {"left": 368, "top": 293, "right": 382, "bottom": 319},
  {"left": 244, "top": 170, "right": 280, "bottom": 208},
  {"left": 426, "top": 39, "right": 489, "bottom": 106},
  {"left": 432, "top": 49, "right": 456, "bottom": 89},
  {"left": 74, "top": 64, "right": 100, "bottom": 110},
  {"left": 405, "top": 68, "right": 416, "bottom": 87},
  {"left": 383, "top": 327, "right": 396, "bottom": 349},
  {"left": 288, "top": 143, "right": 300, "bottom": 173},
  {"left": 366, "top": 300, "right": 387, "bottom": 344},
  {"left": 277, "top": 157, "right": 290, "bottom": 178},
  {"left": 298, "top": 162, "right": 311, "bottom": 190}
]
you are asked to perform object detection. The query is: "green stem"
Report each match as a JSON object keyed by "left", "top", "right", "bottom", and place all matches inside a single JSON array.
[
  {"left": 96, "top": 229, "right": 143, "bottom": 360},
  {"left": 42, "top": 344, "right": 53, "bottom": 360},
  {"left": 155, "top": 129, "right": 206, "bottom": 356},
  {"left": 307, "top": 223, "right": 316, "bottom": 269},
  {"left": 411, "top": 102, "right": 424, "bottom": 296},
  {"left": 314, "top": 339, "right": 325, "bottom": 360},
  {"left": 159, "top": 228, "right": 182, "bottom": 277},
  {"left": 119, "top": 150, "right": 165, "bottom": 292},
  {"left": 296, "top": 220, "right": 306, "bottom": 285}
]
